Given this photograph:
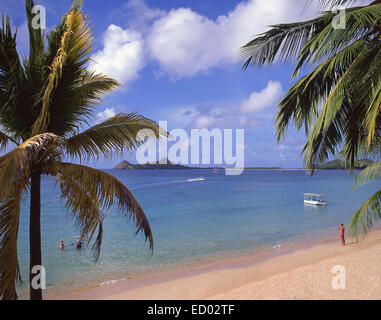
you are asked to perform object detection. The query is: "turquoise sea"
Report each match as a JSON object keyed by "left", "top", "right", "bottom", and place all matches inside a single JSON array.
[{"left": 16, "top": 169, "right": 380, "bottom": 298}]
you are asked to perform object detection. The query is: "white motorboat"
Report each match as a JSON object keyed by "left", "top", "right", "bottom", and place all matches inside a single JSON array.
[{"left": 303, "top": 193, "right": 327, "bottom": 206}]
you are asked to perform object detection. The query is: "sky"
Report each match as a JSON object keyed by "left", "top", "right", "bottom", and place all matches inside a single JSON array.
[{"left": 0, "top": 0, "right": 326, "bottom": 169}]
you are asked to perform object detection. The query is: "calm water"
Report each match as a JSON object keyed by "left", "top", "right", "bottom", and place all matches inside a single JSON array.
[{"left": 16, "top": 169, "right": 379, "bottom": 297}]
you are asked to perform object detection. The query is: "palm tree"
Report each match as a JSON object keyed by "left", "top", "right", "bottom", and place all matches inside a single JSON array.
[
  {"left": 242, "top": 0, "right": 381, "bottom": 235},
  {"left": 0, "top": 0, "right": 163, "bottom": 300}
]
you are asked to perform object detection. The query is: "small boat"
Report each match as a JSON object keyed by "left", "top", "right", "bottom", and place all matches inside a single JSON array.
[
  {"left": 303, "top": 193, "right": 327, "bottom": 206},
  {"left": 187, "top": 177, "right": 205, "bottom": 182}
]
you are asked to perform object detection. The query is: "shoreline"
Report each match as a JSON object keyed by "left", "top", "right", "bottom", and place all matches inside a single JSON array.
[{"left": 49, "top": 228, "right": 381, "bottom": 300}]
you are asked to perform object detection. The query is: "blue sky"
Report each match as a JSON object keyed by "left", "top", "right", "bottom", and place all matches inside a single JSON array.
[{"left": 1, "top": 0, "right": 324, "bottom": 169}]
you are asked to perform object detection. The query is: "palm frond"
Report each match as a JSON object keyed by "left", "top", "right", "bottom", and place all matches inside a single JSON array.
[
  {"left": 45, "top": 70, "right": 119, "bottom": 137},
  {"left": 0, "top": 133, "right": 62, "bottom": 197},
  {"left": 0, "top": 14, "right": 29, "bottom": 139},
  {"left": 54, "top": 162, "right": 153, "bottom": 253},
  {"left": 297, "top": 4, "right": 381, "bottom": 71},
  {"left": 71, "top": 70, "right": 120, "bottom": 107},
  {"left": 40, "top": 12, "right": 116, "bottom": 137},
  {"left": 242, "top": 3, "right": 381, "bottom": 75},
  {"left": 69, "top": 0, "right": 83, "bottom": 12},
  {"left": 302, "top": 104, "right": 347, "bottom": 170},
  {"left": 32, "top": 12, "right": 75, "bottom": 135},
  {"left": 275, "top": 36, "right": 366, "bottom": 141},
  {"left": 303, "top": 40, "right": 381, "bottom": 169},
  {"left": 349, "top": 188, "right": 381, "bottom": 235},
  {"left": 32, "top": 8, "right": 95, "bottom": 135},
  {"left": 0, "top": 130, "right": 18, "bottom": 151},
  {"left": 65, "top": 113, "right": 165, "bottom": 161},
  {"left": 241, "top": 14, "right": 333, "bottom": 70},
  {"left": 42, "top": 160, "right": 103, "bottom": 261},
  {"left": 312, "top": 0, "right": 380, "bottom": 10},
  {"left": 365, "top": 90, "right": 381, "bottom": 144},
  {"left": 0, "top": 178, "right": 27, "bottom": 300},
  {"left": 25, "top": 0, "right": 44, "bottom": 67},
  {"left": 353, "top": 160, "right": 381, "bottom": 188}
]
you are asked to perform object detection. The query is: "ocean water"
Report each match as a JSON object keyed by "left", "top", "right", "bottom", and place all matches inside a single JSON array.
[{"left": 16, "top": 169, "right": 379, "bottom": 297}]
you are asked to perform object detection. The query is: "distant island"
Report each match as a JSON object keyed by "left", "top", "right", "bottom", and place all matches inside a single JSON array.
[
  {"left": 113, "top": 158, "right": 374, "bottom": 171},
  {"left": 317, "top": 159, "right": 374, "bottom": 170},
  {"left": 113, "top": 159, "right": 281, "bottom": 170},
  {"left": 114, "top": 159, "right": 192, "bottom": 170}
]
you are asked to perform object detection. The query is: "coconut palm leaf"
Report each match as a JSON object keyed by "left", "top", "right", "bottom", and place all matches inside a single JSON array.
[
  {"left": 42, "top": 160, "right": 104, "bottom": 261},
  {"left": 243, "top": 0, "right": 381, "bottom": 238},
  {"left": 349, "top": 189, "right": 381, "bottom": 235},
  {"left": 71, "top": 70, "right": 120, "bottom": 108},
  {"left": 0, "top": 178, "right": 28, "bottom": 300},
  {"left": 46, "top": 70, "right": 120, "bottom": 137},
  {"left": 241, "top": 14, "right": 334, "bottom": 70},
  {"left": 242, "top": 3, "right": 381, "bottom": 75},
  {"left": 0, "top": 131, "right": 18, "bottom": 150},
  {"left": 0, "top": 15, "right": 28, "bottom": 138},
  {"left": 38, "top": 12, "right": 119, "bottom": 138},
  {"left": 303, "top": 43, "right": 381, "bottom": 169},
  {"left": 0, "top": 133, "right": 62, "bottom": 196},
  {"left": 313, "top": 39, "right": 380, "bottom": 134},
  {"left": 302, "top": 102, "right": 349, "bottom": 170},
  {"left": 65, "top": 113, "right": 165, "bottom": 160},
  {"left": 0, "top": 0, "right": 160, "bottom": 300},
  {"left": 54, "top": 162, "right": 154, "bottom": 253},
  {"left": 32, "top": 7, "right": 95, "bottom": 135},
  {"left": 313, "top": 0, "right": 381, "bottom": 10},
  {"left": 25, "top": 0, "right": 44, "bottom": 70},
  {"left": 275, "top": 36, "right": 367, "bottom": 141},
  {"left": 353, "top": 160, "right": 381, "bottom": 187},
  {"left": 248, "top": 2, "right": 381, "bottom": 170},
  {"left": 298, "top": 4, "right": 381, "bottom": 68}
]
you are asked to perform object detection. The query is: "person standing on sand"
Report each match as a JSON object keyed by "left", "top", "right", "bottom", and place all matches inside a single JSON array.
[{"left": 338, "top": 224, "right": 345, "bottom": 246}]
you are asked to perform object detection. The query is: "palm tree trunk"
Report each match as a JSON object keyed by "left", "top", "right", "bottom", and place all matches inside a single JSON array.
[{"left": 29, "top": 165, "right": 42, "bottom": 300}]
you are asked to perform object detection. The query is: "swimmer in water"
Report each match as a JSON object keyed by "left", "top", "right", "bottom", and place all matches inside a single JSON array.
[
  {"left": 59, "top": 240, "right": 65, "bottom": 249},
  {"left": 76, "top": 239, "right": 83, "bottom": 249}
]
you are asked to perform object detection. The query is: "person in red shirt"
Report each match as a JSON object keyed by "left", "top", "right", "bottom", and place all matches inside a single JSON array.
[{"left": 338, "top": 224, "right": 345, "bottom": 246}]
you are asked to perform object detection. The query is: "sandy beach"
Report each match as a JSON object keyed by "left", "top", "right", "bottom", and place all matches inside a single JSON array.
[{"left": 51, "top": 229, "right": 381, "bottom": 300}]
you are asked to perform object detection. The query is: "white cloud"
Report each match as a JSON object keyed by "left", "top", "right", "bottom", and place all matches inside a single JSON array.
[
  {"left": 90, "top": 24, "right": 145, "bottom": 85},
  {"left": 240, "top": 81, "right": 283, "bottom": 114},
  {"left": 92, "top": 0, "right": 318, "bottom": 82},
  {"left": 147, "top": 8, "right": 219, "bottom": 78},
  {"left": 122, "top": 0, "right": 165, "bottom": 31},
  {"left": 181, "top": 79, "right": 284, "bottom": 128},
  {"left": 97, "top": 107, "right": 116, "bottom": 123},
  {"left": 184, "top": 102, "right": 263, "bottom": 129},
  {"left": 146, "top": 0, "right": 316, "bottom": 78}
]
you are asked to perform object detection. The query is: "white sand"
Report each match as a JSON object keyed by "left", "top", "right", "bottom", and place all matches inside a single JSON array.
[{"left": 51, "top": 230, "right": 381, "bottom": 300}]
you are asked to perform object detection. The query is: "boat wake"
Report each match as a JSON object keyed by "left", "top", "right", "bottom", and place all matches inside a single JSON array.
[
  {"left": 187, "top": 177, "right": 205, "bottom": 183},
  {"left": 131, "top": 177, "right": 206, "bottom": 190}
]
